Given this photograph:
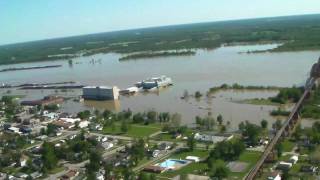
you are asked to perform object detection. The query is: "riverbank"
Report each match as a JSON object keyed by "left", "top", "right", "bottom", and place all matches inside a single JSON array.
[
  {"left": 0, "top": 65, "right": 62, "bottom": 72},
  {"left": 119, "top": 50, "right": 196, "bottom": 61},
  {"left": 207, "top": 84, "right": 281, "bottom": 94}
]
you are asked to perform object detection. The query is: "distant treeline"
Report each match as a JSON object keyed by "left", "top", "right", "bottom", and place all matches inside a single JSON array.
[
  {"left": 1, "top": 14, "right": 320, "bottom": 65},
  {"left": 208, "top": 83, "right": 281, "bottom": 93},
  {"left": 119, "top": 50, "right": 196, "bottom": 61}
]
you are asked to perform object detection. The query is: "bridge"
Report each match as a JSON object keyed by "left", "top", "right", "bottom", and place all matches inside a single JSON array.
[{"left": 245, "top": 57, "right": 320, "bottom": 180}]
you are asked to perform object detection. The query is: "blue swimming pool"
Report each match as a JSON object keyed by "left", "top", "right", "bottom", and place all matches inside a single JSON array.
[{"left": 159, "top": 159, "right": 188, "bottom": 168}]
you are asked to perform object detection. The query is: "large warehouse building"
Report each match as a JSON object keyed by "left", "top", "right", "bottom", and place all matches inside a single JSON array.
[{"left": 82, "top": 86, "right": 120, "bottom": 100}]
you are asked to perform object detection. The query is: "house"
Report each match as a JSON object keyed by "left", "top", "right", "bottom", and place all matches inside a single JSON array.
[
  {"left": 78, "top": 120, "right": 90, "bottom": 128},
  {"left": 59, "top": 118, "right": 80, "bottom": 124},
  {"left": 267, "top": 171, "right": 281, "bottom": 180},
  {"left": 30, "top": 171, "right": 42, "bottom": 179},
  {"left": 90, "top": 123, "right": 103, "bottom": 131},
  {"left": 101, "top": 142, "right": 114, "bottom": 150},
  {"left": 36, "top": 135, "right": 48, "bottom": 140},
  {"left": 276, "top": 161, "right": 292, "bottom": 171},
  {"left": 152, "top": 150, "right": 161, "bottom": 158},
  {"left": 19, "top": 126, "right": 32, "bottom": 134},
  {"left": 32, "top": 157, "right": 44, "bottom": 169},
  {"left": 289, "top": 155, "right": 298, "bottom": 164},
  {"left": 21, "top": 96, "right": 64, "bottom": 106},
  {"left": 186, "top": 156, "right": 200, "bottom": 162},
  {"left": 300, "top": 165, "right": 318, "bottom": 173},
  {"left": 96, "top": 169, "right": 105, "bottom": 180},
  {"left": 194, "top": 133, "right": 234, "bottom": 143},
  {"left": 0, "top": 173, "right": 8, "bottom": 179},
  {"left": 158, "top": 142, "right": 171, "bottom": 150},
  {"left": 42, "top": 112, "right": 59, "bottom": 120},
  {"left": 7, "top": 126, "right": 20, "bottom": 134},
  {"left": 59, "top": 170, "right": 79, "bottom": 180},
  {"left": 52, "top": 120, "right": 74, "bottom": 129},
  {"left": 143, "top": 165, "right": 166, "bottom": 173},
  {"left": 98, "top": 136, "right": 108, "bottom": 142},
  {"left": 15, "top": 172, "right": 28, "bottom": 179},
  {"left": 20, "top": 155, "right": 28, "bottom": 167}
]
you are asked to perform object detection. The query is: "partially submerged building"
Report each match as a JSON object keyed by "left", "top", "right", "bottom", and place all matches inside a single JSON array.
[
  {"left": 21, "top": 96, "right": 64, "bottom": 106},
  {"left": 82, "top": 86, "right": 120, "bottom": 100}
]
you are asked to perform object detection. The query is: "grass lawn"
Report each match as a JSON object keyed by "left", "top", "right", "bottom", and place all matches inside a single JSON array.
[
  {"left": 282, "top": 139, "right": 295, "bottom": 152},
  {"left": 229, "top": 150, "right": 262, "bottom": 179},
  {"left": 152, "top": 129, "right": 194, "bottom": 142},
  {"left": 238, "top": 98, "right": 281, "bottom": 106},
  {"left": 102, "top": 123, "right": 162, "bottom": 138},
  {"left": 153, "top": 133, "right": 183, "bottom": 142},
  {"left": 160, "top": 162, "right": 208, "bottom": 178},
  {"left": 279, "top": 154, "right": 291, "bottom": 161},
  {"left": 48, "top": 166, "right": 65, "bottom": 174}
]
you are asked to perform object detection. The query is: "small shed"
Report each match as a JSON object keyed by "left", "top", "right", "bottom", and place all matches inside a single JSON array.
[
  {"left": 289, "top": 155, "right": 298, "bottom": 164},
  {"left": 276, "top": 161, "right": 292, "bottom": 171},
  {"left": 267, "top": 171, "right": 281, "bottom": 180},
  {"left": 186, "top": 156, "right": 200, "bottom": 162}
]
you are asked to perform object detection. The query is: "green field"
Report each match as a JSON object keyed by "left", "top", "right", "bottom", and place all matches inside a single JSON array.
[
  {"left": 229, "top": 150, "right": 262, "bottom": 179},
  {"left": 102, "top": 123, "right": 161, "bottom": 138},
  {"left": 281, "top": 139, "right": 295, "bottom": 152}
]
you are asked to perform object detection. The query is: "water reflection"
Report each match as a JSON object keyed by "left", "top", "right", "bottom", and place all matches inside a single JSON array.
[{"left": 83, "top": 99, "right": 121, "bottom": 112}]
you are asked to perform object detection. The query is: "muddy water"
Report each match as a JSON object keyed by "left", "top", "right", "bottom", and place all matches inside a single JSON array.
[{"left": 0, "top": 44, "right": 319, "bottom": 130}]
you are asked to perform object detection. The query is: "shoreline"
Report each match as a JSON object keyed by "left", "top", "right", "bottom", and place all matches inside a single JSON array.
[{"left": 0, "top": 65, "right": 62, "bottom": 72}]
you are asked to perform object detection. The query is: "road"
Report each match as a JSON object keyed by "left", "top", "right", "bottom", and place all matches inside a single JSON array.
[{"left": 25, "top": 130, "right": 78, "bottom": 150}]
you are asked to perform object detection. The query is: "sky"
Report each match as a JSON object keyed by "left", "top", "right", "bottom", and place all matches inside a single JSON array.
[{"left": 1, "top": 0, "right": 320, "bottom": 45}]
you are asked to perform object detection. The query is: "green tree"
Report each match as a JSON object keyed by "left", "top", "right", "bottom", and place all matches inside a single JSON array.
[
  {"left": 273, "top": 119, "right": 283, "bottom": 131},
  {"left": 138, "top": 172, "right": 149, "bottom": 180},
  {"left": 170, "top": 113, "right": 181, "bottom": 128},
  {"left": 104, "top": 163, "right": 113, "bottom": 180},
  {"left": 41, "top": 142, "right": 58, "bottom": 171},
  {"left": 209, "top": 139, "right": 245, "bottom": 162},
  {"left": 121, "top": 120, "right": 129, "bottom": 133},
  {"left": 195, "top": 91, "right": 202, "bottom": 98},
  {"left": 217, "top": 114, "right": 223, "bottom": 125},
  {"left": 275, "top": 143, "right": 283, "bottom": 158},
  {"left": 293, "top": 124, "right": 302, "bottom": 141},
  {"left": 239, "top": 121, "right": 262, "bottom": 145},
  {"left": 86, "top": 150, "right": 102, "bottom": 179},
  {"left": 261, "top": 119, "right": 268, "bottom": 129},
  {"left": 187, "top": 135, "right": 195, "bottom": 151},
  {"left": 209, "top": 159, "right": 229, "bottom": 179},
  {"left": 77, "top": 110, "right": 91, "bottom": 120}
]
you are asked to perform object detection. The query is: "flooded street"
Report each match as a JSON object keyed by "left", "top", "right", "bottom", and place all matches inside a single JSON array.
[{"left": 1, "top": 44, "right": 319, "bottom": 130}]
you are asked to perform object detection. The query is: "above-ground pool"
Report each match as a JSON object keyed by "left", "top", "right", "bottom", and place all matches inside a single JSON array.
[{"left": 159, "top": 159, "right": 189, "bottom": 169}]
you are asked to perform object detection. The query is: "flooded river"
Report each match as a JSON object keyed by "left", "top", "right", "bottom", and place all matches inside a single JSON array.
[{"left": 1, "top": 44, "right": 319, "bottom": 130}]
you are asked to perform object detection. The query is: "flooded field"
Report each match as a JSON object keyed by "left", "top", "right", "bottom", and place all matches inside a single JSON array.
[{"left": 1, "top": 44, "right": 319, "bottom": 130}]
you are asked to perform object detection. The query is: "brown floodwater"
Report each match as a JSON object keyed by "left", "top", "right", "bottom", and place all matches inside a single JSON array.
[{"left": 1, "top": 44, "right": 319, "bottom": 130}]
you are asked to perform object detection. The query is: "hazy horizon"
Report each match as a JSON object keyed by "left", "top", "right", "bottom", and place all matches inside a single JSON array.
[{"left": 1, "top": 0, "right": 320, "bottom": 45}]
